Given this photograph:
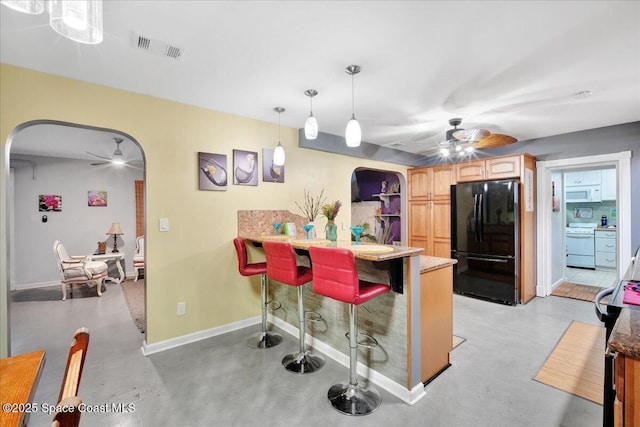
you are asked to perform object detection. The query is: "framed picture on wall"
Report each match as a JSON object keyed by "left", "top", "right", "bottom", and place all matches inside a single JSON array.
[
  {"left": 39, "top": 194, "right": 62, "bottom": 212},
  {"left": 198, "top": 152, "right": 228, "bottom": 191},
  {"left": 262, "top": 148, "right": 285, "bottom": 183},
  {"left": 233, "top": 149, "right": 258, "bottom": 186},
  {"left": 88, "top": 191, "right": 108, "bottom": 206}
]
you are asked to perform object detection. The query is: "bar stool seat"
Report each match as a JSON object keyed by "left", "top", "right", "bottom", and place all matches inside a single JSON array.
[
  {"left": 263, "top": 241, "right": 325, "bottom": 374},
  {"left": 309, "top": 245, "right": 390, "bottom": 416},
  {"left": 233, "top": 238, "right": 283, "bottom": 349}
]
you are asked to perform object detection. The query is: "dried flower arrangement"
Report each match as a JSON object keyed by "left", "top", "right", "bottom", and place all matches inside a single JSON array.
[
  {"left": 321, "top": 200, "right": 342, "bottom": 220},
  {"left": 295, "top": 189, "right": 326, "bottom": 221}
]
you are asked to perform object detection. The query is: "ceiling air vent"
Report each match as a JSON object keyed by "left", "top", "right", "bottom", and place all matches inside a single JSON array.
[{"left": 132, "top": 32, "right": 184, "bottom": 61}]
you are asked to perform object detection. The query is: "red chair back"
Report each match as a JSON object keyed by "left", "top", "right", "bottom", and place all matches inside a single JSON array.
[
  {"left": 262, "top": 241, "right": 311, "bottom": 286},
  {"left": 233, "top": 238, "right": 267, "bottom": 276},
  {"left": 309, "top": 246, "right": 390, "bottom": 305}
]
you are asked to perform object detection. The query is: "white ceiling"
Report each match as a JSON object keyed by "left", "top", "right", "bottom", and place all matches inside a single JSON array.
[{"left": 2, "top": 1, "right": 639, "bottom": 159}]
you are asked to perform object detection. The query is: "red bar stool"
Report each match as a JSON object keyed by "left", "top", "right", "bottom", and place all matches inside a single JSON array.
[
  {"left": 233, "top": 238, "right": 283, "bottom": 349},
  {"left": 309, "top": 245, "right": 390, "bottom": 416},
  {"left": 262, "top": 241, "right": 325, "bottom": 374}
]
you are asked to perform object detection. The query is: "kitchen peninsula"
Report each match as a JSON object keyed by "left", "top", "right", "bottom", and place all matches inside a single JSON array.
[{"left": 238, "top": 210, "right": 457, "bottom": 404}]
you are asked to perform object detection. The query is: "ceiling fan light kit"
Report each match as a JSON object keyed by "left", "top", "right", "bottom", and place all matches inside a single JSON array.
[
  {"left": 345, "top": 65, "right": 362, "bottom": 148},
  {"left": 433, "top": 117, "right": 516, "bottom": 158},
  {"left": 304, "top": 89, "right": 318, "bottom": 140},
  {"left": 2, "top": 0, "right": 103, "bottom": 44}
]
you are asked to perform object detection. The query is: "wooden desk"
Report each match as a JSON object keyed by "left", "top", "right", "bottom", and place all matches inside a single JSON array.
[
  {"left": 244, "top": 235, "right": 424, "bottom": 293},
  {"left": 0, "top": 349, "right": 46, "bottom": 427}
]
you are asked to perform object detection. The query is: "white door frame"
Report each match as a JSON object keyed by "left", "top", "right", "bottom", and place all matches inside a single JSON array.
[{"left": 536, "top": 151, "right": 632, "bottom": 297}]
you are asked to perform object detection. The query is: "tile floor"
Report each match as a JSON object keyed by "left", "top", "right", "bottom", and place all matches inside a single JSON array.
[
  {"left": 9, "top": 282, "right": 603, "bottom": 427},
  {"left": 565, "top": 266, "right": 618, "bottom": 288}
]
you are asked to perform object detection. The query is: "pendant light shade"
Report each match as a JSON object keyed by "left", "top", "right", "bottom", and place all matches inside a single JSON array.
[
  {"left": 49, "top": 0, "right": 103, "bottom": 45},
  {"left": 304, "top": 89, "right": 318, "bottom": 140},
  {"left": 345, "top": 115, "right": 362, "bottom": 148},
  {"left": 273, "top": 107, "right": 286, "bottom": 166},
  {"left": 345, "top": 65, "right": 362, "bottom": 148},
  {"left": 1, "top": 0, "right": 44, "bottom": 14}
]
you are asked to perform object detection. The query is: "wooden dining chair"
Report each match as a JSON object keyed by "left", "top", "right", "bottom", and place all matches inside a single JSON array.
[{"left": 51, "top": 327, "right": 90, "bottom": 427}]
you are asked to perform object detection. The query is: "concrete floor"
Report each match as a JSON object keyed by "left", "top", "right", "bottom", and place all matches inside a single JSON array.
[{"left": 9, "top": 282, "right": 603, "bottom": 426}]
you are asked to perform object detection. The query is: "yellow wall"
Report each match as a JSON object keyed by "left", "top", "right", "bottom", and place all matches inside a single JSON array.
[{"left": 0, "top": 64, "right": 407, "bottom": 356}]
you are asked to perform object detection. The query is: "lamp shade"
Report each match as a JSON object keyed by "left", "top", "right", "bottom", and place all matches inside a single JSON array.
[
  {"left": 49, "top": 0, "right": 103, "bottom": 44},
  {"left": 273, "top": 143, "right": 285, "bottom": 166},
  {"left": 304, "top": 115, "right": 318, "bottom": 140},
  {"left": 345, "top": 116, "right": 361, "bottom": 148},
  {"left": 106, "top": 222, "right": 123, "bottom": 236},
  {"left": 1, "top": 0, "right": 44, "bottom": 14}
]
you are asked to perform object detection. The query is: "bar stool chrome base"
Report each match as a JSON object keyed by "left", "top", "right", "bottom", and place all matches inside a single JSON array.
[
  {"left": 327, "top": 382, "right": 382, "bottom": 416},
  {"left": 247, "top": 331, "right": 283, "bottom": 349},
  {"left": 282, "top": 351, "right": 325, "bottom": 374}
]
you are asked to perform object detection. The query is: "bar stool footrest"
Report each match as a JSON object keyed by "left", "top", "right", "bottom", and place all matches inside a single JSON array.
[
  {"left": 345, "top": 332, "right": 379, "bottom": 349},
  {"left": 267, "top": 300, "right": 282, "bottom": 312},
  {"left": 304, "top": 311, "right": 323, "bottom": 322}
]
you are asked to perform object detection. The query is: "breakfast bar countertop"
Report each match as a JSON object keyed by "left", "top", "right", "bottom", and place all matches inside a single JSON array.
[
  {"left": 242, "top": 235, "right": 424, "bottom": 261},
  {"left": 419, "top": 255, "right": 457, "bottom": 273}
]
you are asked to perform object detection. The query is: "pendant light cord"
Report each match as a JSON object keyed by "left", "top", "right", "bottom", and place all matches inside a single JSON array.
[{"left": 351, "top": 73, "right": 355, "bottom": 117}]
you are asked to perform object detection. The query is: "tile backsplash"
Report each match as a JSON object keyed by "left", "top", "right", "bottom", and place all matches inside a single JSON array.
[{"left": 566, "top": 201, "right": 616, "bottom": 226}]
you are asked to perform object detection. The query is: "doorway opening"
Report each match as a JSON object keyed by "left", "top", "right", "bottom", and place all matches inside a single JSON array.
[
  {"left": 536, "top": 151, "right": 632, "bottom": 297},
  {"left": 5, "top": 120, "right": 146, "bottom": 352}
]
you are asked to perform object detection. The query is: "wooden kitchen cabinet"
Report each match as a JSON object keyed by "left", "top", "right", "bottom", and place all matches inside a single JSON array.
[
  {"left": 408, "top": 165, "right": 454, "bottom": 257},
  {"left": 408, "top": 165, "right": 455, "bottom": 201},
  {"left": 420, "top": 263, "right": 453, "bottom": 383},
  {"left": 614, "top": 352, "right": 640, "bottom": 426},
  {"left": 456, "top": 155, "right": 522, "bottom": 182}
]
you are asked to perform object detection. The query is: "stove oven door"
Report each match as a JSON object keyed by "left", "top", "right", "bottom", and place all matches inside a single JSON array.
[{"left": 566, "top": 233, "right": 595, "bottom": 268}]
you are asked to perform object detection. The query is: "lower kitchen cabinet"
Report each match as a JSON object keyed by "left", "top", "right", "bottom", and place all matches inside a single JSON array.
[
  {"left": 596, "top": 230, "right": 617, "bottom": 270},
  {"left": 614, "top": 352, "right": 640, "bottom": 426}
]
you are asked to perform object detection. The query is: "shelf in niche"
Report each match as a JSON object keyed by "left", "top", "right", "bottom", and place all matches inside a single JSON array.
[
  {"left": 375, "top": 214, "right": 400, "bottom": 217},
  {"left": 373, "top": 193, "right": 400, "bottom": 207}
]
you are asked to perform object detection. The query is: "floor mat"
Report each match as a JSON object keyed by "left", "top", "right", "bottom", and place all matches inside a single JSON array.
[
  {"left": 551, "top": 282, "right": 605, "bottom": 303},
  {"left": 121, "top": 278, "right": 145, "bottom": 333},
  {"left": 533, "top": 321, "right": 604, "bottom": 405}
]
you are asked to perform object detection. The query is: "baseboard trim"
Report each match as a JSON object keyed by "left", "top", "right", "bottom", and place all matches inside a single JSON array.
[
  {"left": 268, "top": 315, "right": 425, "bottom": 405},
  {"left": 141, "top": 316, "right": 260, "bottom": 356},
  {"left": 12, "top": 280, "right": 59, "bottom": 291}
]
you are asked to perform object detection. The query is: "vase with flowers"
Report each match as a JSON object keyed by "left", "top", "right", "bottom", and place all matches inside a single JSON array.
[
  {"left": 295, "top": 189, "right": 326, "bottom": 239},
  {"left": 321, "top": 200, "right": 341, "bottom": 241}
]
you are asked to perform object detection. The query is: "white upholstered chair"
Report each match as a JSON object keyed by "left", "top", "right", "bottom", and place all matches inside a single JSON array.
[
  {"left": 133, "top": 235, "right": 145, "bottom": 281},
  {"left": 53, "top": 241, "right": 108, "bottom": 300}
]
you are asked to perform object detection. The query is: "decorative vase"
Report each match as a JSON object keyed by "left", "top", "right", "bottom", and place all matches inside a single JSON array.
[{"left": 325, "top": 220, "right": 337, "bottom": 241}]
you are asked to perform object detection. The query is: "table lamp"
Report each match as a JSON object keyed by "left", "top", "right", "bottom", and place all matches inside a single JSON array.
[{"left": 106, "top": 223, "right": 124, "bottom": 253}]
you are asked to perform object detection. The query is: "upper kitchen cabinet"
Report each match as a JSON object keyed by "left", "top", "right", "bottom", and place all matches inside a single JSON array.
[
  {"left": 601, "top": 168, "right": 616, "bottom": 201},
  {"left": 564, "top": 169, "right": 601, "bottom": 186},
  {"left": 456, "top": 155, "right": 524, "bottom": 182},
  {"left": 408, "top": 165, "right": 455, "bottom": 201}
]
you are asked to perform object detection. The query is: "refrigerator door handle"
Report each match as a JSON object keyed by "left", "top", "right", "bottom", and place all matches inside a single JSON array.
[
  {"left": 473, "top": 194, "right": 480, "bottom": 242},
  {"left": 467, "top": 256, "right": 509, "bottom": 263},
  {"left": 478, "top": 193, "right": 484, "bottom": 243}
]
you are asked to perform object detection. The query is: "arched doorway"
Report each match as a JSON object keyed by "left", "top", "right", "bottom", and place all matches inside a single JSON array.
[{"left": 5, "top": 120, "right": 146, "bottom": 352}]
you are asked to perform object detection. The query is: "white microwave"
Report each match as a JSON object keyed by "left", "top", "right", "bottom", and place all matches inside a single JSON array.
[{"left": 565, "top": 185, "right": 601, "bottom": 203}]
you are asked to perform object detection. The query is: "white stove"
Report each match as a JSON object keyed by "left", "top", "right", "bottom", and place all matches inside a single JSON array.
[
  {"left": 566, "top": 223, "right": 598, "bottom": 235},
  {"left": 566, "top": 223, "right": 597, "bottom": 268}
]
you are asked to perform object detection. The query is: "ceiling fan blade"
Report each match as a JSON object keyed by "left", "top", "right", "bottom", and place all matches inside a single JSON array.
[
  {"left": 453, "top": 128, "right": 490, "bottom": 142},
  {"left": 90, "top": 161, "right": 108, "bottom": 166},
  {"left": 86, "top": 151, "right": 111, "bottom": 161},
  {"left": 475, "top": 134, "right": 518, "bottom": 148}
]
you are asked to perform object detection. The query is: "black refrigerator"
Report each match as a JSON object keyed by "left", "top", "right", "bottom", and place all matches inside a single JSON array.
[{"left": 451, "top": 179, "right": 519, "bottom": 305}]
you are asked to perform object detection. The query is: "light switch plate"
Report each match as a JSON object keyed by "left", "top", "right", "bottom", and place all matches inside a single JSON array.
[{"left": 159, "top": 218, "right": 169, "bottom": 232}]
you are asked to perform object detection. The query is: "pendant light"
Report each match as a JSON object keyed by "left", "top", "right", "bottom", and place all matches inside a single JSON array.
[
  {"left": 345, "top": 65, "right": 362, "bottom": 148},
  {"left": 273, "top": 107, "right": 286, "bottom": 166},
  {"left": 1, "top": 0, "right": 44, "bottom": 14},
  {"left": 49, "top": 0, "right": 103, "bottom": 45},
  {"left": 304, "top": 89, "right": 318, "bottom": 140}
]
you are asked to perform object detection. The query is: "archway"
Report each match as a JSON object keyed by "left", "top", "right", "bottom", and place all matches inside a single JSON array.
[{"left": 5, "top": 120, "right": 146, "bottom": 352}]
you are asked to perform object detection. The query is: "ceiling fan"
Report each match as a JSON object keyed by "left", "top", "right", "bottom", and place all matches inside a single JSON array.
[
  {"left": 426, "top": 118, "right": 518, "bottom": 157},
  {"left": 87, "top": 137, "right": 139, "bottom": 167}
]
